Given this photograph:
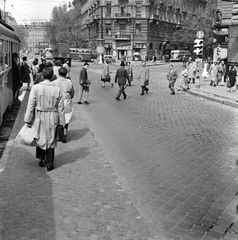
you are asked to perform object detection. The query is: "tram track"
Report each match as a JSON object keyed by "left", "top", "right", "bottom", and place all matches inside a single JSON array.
[{"left": 0, "top": 99, "right": 21, "bottom": 159}]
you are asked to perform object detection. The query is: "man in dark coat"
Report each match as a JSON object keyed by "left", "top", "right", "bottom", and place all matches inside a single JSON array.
[
  {"left": 12, "top": 53, "right": 22, "bottom": 98},
  {"left": 78, "top": 62, "right": 90, "bottom": 105},
  {"left": 167, "top": 64, "right": 178, "bottom": 95},
  {"left": 115, "top": 62, "right": 129, "bottom": 100}
]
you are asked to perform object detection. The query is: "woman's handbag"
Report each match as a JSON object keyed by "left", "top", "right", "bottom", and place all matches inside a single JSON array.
[
  {"left": 144, "top": 79, "right": 149, "bottom": 86},
  {"left": 15, "top": 118, "right": 41, "bottom": 146},
  {"left": 104, "top": 75, "right": 111, "bottom": 82}
]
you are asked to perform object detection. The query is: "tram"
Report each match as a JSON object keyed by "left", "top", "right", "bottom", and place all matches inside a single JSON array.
[{"left": 0, "top": 20, "right": 21, "bottom": 126}]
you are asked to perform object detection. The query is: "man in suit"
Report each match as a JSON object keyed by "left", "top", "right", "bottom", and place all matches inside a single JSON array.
[
  {"left": 78, "top": 62, "right": 90, "bottom": 105},
  {"left": 167, "top": 64, "right": 178, "bottom": 95},
  {"left": 115, "top": 61, "right": 130, "bottom": 100}
]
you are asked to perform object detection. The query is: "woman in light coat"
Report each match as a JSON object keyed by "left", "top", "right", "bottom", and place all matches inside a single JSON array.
[
  {"left": 138, "top": 61, "right": 150, "bottom": 95},
  {"left": 52, "top": 67, "right": 74, "bottom": 143},
  {"left": 101, "top": 60, "right": 113, "bottom": 87},
  {"left": 210, "top": 62, "right": 218, "bottom": 87},
  {"left": 178, "top": 65, "right": 189, "bottom": 91},
  {"left": 24, "top": 67, "right": 65, "bottom": 171}
]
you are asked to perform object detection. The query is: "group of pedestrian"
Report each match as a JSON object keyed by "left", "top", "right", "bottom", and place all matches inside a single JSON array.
[
  {"left": 77, "top": 60, "right": 150, "bottom": 104},
  {"left": 207, "top": 60, "right": 226, "bottom": 87},
  {"left": 18, "top": 57, "right": 75, "bottom": 172}
]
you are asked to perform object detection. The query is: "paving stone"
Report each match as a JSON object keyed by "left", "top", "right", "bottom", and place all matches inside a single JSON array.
[{"left": 205, "top": 230, "right": 223, "bottom": 239}]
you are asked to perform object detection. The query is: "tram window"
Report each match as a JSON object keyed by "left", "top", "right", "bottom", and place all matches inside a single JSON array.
[
  {"left": 0, "top": 40, "right": 3, "bottom": 72},
  {"left": 4, "top": 41, "right": 10, "bottom": 69}
]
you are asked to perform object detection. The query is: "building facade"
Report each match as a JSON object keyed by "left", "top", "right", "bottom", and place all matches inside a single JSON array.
[
  {"left": 213, "top": 0, "right": 238, "bottom": 63},
  {"left": 26, "top": 19, "right": 48, "bottom": 52},
  {"left": 73, "top": 0, "right": 207, "bottom": 60}
]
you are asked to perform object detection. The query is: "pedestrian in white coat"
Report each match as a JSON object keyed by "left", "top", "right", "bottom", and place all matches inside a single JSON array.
[
  {"left": 24, "top": 67, "right": 65, "bottom": 171},
  {"left": 138, "top": 61, "right": 150, "bottom": 95}
]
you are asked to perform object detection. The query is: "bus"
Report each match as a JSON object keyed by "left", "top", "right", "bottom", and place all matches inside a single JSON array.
[
  {"left": 69, "top": 48, "right": 81, "bottom": 60},
  {"left": 70, "top": 48, "right": 97, "bottom": 62},
  {"left": 79, "top": 49, "right": 97, "bottom": 62},
  {"left": 170, "top": 50, "right": 190, "bottom": 62}
]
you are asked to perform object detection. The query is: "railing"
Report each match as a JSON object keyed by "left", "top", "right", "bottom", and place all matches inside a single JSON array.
[
  {"left": 115, "top": 13, "right": 131, "bottom": 18},
  {"left": 150, "top": 14, "right": 160, "bottom": 20}
]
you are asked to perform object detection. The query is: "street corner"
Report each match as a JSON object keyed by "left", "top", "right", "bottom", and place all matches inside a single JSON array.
[{"left": 187, "top": 88, "right": 238, "bottom": 109}]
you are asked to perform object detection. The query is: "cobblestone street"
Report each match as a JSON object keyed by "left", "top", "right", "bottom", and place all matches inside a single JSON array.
[
  {"left": 1, "top": 62, "right": 238, "bottom": 240},
  {"left": 76, "top": 62, "right": 238, "bottom": 240}
]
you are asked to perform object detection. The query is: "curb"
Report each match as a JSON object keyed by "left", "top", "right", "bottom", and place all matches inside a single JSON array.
[
  {"left": 188, "top": 89, "right": 238, "bottom": 109},
  {"left": 0, "top": 91, "right": 29, "bottom": 173}
]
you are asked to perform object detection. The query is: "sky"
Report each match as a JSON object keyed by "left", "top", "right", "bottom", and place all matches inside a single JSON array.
[{"left": 0, "top": 0, "right": 69, "bottom": 24}]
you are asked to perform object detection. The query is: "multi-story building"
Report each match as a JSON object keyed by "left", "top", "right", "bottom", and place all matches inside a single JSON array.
[
  {"left": 213, "top": 0, "right": 238, "bottom": 62},
  {"left": 73, "top": 0, "right": 207, "bottom": 60},
  {"left": 26, "top": 19, "right": 48, "bottom": 52}
]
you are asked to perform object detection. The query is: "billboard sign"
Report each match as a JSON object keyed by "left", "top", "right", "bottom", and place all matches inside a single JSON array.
[{"left": 39, "top": 42, "right": 49, "bottom": 48}]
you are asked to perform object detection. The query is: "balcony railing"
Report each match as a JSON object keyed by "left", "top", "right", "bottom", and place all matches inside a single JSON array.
[
  {"left": 115, "top": 34, "right": 131, "bottom": 40},
  {"left": 150, "top": 14, "right": 160, "bottom": 20},
  {"left": 115, "top": 13, "right": 131, "bottom": 18}
]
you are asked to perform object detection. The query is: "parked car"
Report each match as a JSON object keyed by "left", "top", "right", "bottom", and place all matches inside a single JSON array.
[{"left": 104, "top": 55, "right": 116, "bottom": 63}]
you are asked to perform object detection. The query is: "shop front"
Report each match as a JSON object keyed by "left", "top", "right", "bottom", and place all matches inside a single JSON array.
[
  {"left": 113, "top": 41, "right": 132, "bottom": 61},
  {"left": 132, "top": 43, "right": 147, "bottom": 61}
]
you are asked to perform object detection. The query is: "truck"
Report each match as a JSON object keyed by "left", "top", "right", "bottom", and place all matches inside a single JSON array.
[{"left": 52, "top": 43, "right": 72, "bottom": 67}]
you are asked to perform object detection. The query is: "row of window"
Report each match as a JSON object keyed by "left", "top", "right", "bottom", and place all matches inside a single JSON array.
[{"left": 0, "top": 40, "right": 19, "bottom": 73}]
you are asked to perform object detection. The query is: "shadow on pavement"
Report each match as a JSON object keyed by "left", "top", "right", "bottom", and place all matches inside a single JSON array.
[
  {"left": 55, "top": 147, "right": 90, "bottom": 168},
  {"left": 0, "top": 146, "right": 56, "bottom": 240},
  {"left": 67, "top": 128, "right": 89, "bottom": 141}
]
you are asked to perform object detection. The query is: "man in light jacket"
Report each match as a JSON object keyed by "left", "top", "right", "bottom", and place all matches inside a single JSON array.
[
  {"left": 24, "top": 67, "right": 65, "bottom": 171},
  {"left": 114, "top": 61, "right": 129, "bottom": 100},
  {"left": 52, "top": 67, "right": 74, "bottom": 143}
]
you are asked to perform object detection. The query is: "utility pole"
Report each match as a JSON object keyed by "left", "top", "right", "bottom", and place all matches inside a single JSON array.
[
  {"left": 96, "top": 2, "right": 105, "bottom": 64},
  {"left": 3, "top": 0, "right": 6, "bottom": 21},
  {"left": 101, "top": 3, "right": 103, "bottom": 46}
]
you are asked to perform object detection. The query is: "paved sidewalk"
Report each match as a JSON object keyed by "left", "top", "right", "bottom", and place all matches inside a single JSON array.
[
  {"left": 188, "top": 80, "right": 238, "bottom": 108},
  {"left": 0, "top": 91, "right": 157, "bottom": 240}
]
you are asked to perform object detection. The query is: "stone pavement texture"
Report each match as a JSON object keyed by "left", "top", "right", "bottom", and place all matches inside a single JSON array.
[
  {"left": 1, "top": 61, "right": 238, "bottom": 240},
  {"left": 188, "top": 80, "right": 238, "bottom": 109},
  {"left": 0, "top": 91, "right": 158, "bottom": 240},
  {"left": 73, "top": 62, "right": 238, "bottom": 240}
]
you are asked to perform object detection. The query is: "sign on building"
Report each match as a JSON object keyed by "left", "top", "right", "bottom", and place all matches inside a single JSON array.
[{"left": 39, "top": 42, "right": 49, "bottom": 48}]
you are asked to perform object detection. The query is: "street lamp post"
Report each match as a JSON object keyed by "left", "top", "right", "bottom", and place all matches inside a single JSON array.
[{"left": 96, "top": 2, "right": 105, "bottom": 64}]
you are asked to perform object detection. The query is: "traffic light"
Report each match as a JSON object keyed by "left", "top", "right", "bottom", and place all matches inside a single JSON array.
[
  {"left": 193, "top": 39, "right": 203, "bottom": 56},
  {"left": 217, "top": 45, "right": 221, "bottom": 56}
]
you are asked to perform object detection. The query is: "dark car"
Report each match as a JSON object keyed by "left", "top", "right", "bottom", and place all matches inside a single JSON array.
[{"left": 104, "top": 55, "right": 116, "bottom": 63}]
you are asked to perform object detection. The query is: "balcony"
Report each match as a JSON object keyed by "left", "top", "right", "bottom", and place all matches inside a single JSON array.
[
  {"left": 115, "top": 34, "right": 131, "bottom": 40},
  {"left": 115, "top": 13, "right": 131, "bottom": 18},
  {"left": 150, "top": 14, "right": 160, "bottom": 20}
]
